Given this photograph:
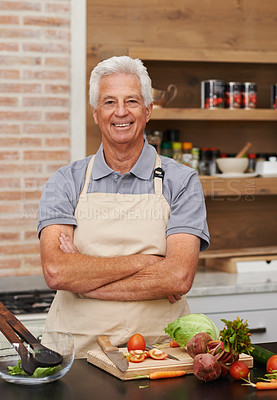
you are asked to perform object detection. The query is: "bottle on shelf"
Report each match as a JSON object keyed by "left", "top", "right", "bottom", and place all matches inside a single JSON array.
[
  {"left": 191, "top": 147, "right": 200, "bottom": 172},
  {"left": 165, "top": 129, "right": 180, "bottom": 142},
  {"left": 182, "top": 142, "right": 193, "bottom": 167},
  {"left": 198, "top": 148, "right": 211, "bottom": 175},
  {"left": 172, "top": 142, "right": 183, "bottom": 163},
  {"left": 247, "top": 153, "right": 257, "bottom": 173},
  {"left": 146, "top": 130, "right": 163, "bottom": 154},
  {"left": 209, "top": 148, "right": 220, "bottom": 175},
  {"left": 161, "top": 141, "right": 172, "bottom": 158}
]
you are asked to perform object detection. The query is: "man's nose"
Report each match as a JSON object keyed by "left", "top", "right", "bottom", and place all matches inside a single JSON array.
[{"left": 115, "top": 101, "right": 128, "bottom": 116}]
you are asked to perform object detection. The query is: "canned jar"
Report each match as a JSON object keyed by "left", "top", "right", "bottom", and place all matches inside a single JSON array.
[
  {"left": 225, "top": 82, "right": 242, "bottom": 109},
  {"left": 271, "top": 84, "right": 277, "bottom": 109},
  {"left": 182, "top": 142, "right": 193, "bottom": 167},
  {"left": 191, "top": 147, "right": 200, "bottom": 172},
  {"left": 172, "top": 142, "right": 183, "bottom": 164},
  {"left": 201, "top": 80, "right": 225, "bottom": 109},
  {"left": 242, "top": 82, "right": 257, "bottom": 109}
]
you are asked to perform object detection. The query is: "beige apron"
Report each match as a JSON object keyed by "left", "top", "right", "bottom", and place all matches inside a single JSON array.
[{"left": 44, "top": 153, "right": 190, "bottom": 358}]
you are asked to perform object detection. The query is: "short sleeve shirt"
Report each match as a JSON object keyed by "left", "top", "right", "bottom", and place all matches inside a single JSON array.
[{"left": 38, "top": 140, "right": 210, "bottom": 251}]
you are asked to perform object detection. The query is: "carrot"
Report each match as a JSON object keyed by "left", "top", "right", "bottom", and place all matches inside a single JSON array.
[
  {"left": 256, "top": 381, "right": 277, "bottom": 390},
  {"left": 169, "top": 340, "right": 180, "bottom": 348},
  {"left": 149, "top": 370, "right": 186, "bottom": 380}
]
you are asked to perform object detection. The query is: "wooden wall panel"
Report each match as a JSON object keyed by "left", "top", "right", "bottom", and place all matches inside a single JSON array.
[
  {"left": 87, "top": 0, "right": 277, "bottom": 54},
  {"left": 86, "top": 0, "right": 277, "bottom": 154},
  {"left": 206, "top": 195, "right": 277, "bottom": 250}
]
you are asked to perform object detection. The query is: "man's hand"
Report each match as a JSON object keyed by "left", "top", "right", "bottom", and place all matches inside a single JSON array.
[
  {"left": 59, "top": 233, "right": 79, "bottom": 254},
  {"left": 167, "top": 294, "right": 183, "bottom": 303}
]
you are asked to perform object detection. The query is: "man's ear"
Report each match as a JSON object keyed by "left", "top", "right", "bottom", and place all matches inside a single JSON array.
[
  {"left": 92, "top": 107, "right": 98, "bottom": 125},
  {"left": 146, "top": 102, "right": 153, "bottom": 123}
]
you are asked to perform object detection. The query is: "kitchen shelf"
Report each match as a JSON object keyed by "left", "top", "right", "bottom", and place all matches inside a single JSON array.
[
  {"left": 102, "top": 46, "right": 277, "bottom": 64},
  {"left": 151, "top": 108, "right": 277, "bottom": 121},
  {"left": 199, "top": 176, "right": 277, "bottom": 197},
  {"left": 199, "top": 246, "right": 277, "bottom": 260}
]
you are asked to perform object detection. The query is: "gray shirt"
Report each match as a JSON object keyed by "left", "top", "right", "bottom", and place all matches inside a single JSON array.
[{"left": 38, "top": 140, "right": 209, "bottom": 251}]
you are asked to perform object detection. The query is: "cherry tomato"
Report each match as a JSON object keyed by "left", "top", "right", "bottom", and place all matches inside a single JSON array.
[
  {"left": 129, "top": 350, "right": 147, "bottom": 363},
  {"left": 148, "top": 348, "right": 168, "bottom": 360},
  {"left": 229, "top": 361, "right": 249, "bottom": 380},
  {"left": 170, "top": 340, "right": 180, "bottom": 348},
  {"left": 266, "top": 355, "right": 277, "bottom": 373},
  {"left": 127, "top": 333, "right": 146, "bottom": 352}
]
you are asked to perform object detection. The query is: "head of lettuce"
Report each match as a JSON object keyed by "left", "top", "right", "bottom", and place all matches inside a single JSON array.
[{"left": 164, "top": 313, "right": 220, "bottom": 348}]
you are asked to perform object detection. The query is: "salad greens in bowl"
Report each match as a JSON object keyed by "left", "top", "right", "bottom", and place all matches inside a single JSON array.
[{"left": 0, "top": 331, "right": 74, "bottom": 385}]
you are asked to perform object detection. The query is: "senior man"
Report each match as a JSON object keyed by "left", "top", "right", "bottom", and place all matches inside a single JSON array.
[{"left": 38, "top": 55, "right": 209, "bottom": 358}]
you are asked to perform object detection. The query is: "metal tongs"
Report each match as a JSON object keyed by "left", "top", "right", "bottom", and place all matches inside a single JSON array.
[{"left": 0, "top": 301, "right": 63, "bottom": 376}]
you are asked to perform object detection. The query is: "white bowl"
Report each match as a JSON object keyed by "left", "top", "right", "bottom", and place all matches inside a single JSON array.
[
  {"left": 0, "top": 331, "right": 74, "bottom": 385},
  {"left": 216, "top": 157, "right": 249, "bottom": 174}
]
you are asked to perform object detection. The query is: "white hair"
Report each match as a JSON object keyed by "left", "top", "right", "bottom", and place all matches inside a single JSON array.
[{"left": 89, "top": 55, "right": 153, "bottom": 108}]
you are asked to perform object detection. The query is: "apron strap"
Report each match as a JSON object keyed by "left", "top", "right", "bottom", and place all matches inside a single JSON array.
[
  {"left": 80, "top": 154, "right": 163, "bottom": 196},
  {"left": 153, "top": 155, "right": 164, "bottom": 195},
  {"left": 79, "top": 155, "right": 95, "bottom": 197}
]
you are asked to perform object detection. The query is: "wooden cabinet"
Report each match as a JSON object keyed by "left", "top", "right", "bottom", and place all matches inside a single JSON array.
[
  {"left": 88, "top": 40, "right": 277, "bottom": 262},
  {"left": 86, "top": 1, "right": 277, "bottom": 270},
  {"left": 188, "top": 291, "right": 277, "bottom": 344},
  {"left": 119, "top": 46, "right": 277, "bottom": 259}
]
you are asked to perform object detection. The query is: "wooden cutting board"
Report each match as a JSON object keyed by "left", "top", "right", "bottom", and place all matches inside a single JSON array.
[{"left": 87, "top": 345, "right": 253, "bottom": 381}]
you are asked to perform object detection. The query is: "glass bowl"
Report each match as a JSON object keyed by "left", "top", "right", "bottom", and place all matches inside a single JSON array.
[{"left": 0, "top": 331, "right": 74, "bottom": 385}]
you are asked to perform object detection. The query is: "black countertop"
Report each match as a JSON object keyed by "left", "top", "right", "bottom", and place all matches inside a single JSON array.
[{"left": 1, "top": 343, "right": 276, "bottom": 400}]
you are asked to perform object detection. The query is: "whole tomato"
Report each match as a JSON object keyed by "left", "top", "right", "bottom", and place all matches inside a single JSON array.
[
  {"left": 127, "top": 333, "right": 146, "bottom": 352},
  {"left": 266, "top": 355, "right": 277, "bottom": 373},
  {"left": 229, "top": 361, "right": 249, "bottom": 380}
]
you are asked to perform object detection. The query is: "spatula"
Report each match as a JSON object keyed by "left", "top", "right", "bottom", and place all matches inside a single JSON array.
[{"left": 0, "top": 301, "right": 63, "bottom": 376}]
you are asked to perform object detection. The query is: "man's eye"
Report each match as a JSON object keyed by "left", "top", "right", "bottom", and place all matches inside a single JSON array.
[{"left": 127, "top": 99, "right": 138, "bottom": 105}]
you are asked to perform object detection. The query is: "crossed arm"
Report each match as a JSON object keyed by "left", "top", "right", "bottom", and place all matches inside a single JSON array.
[{"left": 40, "top": 224, "right": 200, "bottom": 303}]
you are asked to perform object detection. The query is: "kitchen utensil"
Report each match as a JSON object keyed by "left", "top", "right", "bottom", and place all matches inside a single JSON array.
[
  {"left": 216, "top": 157, "right": 249, "bottom": 174},
  {"left": 145, "top": 344, "right": 180, "bottom": 361},
  {"left": 152, "top": 84, "right": 177, "bottom": 107},
  {"left": 0, "top": 331, "right": 74, "bottom": 385},
  {"left": 256, "top": 156, "right": 277, "bottom": 176},
  {"left": 0, "top": 301, "right": 63, "bottom": 375},
  {"left": 97, "top": 336, "right": 129, "bottom": 372},
  {"left": 235, "top": 142, "right": 252, "bottom": 158},
  {"left": 87, "top": 345, "right": 253, "bottom": 381}
]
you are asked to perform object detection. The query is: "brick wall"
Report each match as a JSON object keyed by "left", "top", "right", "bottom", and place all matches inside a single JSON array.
[{"left": 0, "top": 0, "right": 71, "bottom": 276}]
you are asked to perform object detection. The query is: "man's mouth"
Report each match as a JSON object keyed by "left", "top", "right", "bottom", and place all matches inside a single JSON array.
[{"left": 113, "top": 122, "right": 133, "bottom": 127}]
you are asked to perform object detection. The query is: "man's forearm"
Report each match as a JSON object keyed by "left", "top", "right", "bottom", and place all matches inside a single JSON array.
[
  {"left": 40, "top": 225, "right": 162, "bottom": 293},
  {"left": 83, "top": 258, "right": 193, "bottom": 303},
  {"left": 43, "top": 251, "right": 162, "bottom": 293},
  {"left": 83, "top": 234, "right": 200, "bottom": 303}
]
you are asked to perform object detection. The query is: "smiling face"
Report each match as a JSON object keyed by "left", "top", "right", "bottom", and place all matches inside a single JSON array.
[{"left": 92, "top": 73, "right": 152, "bottom": 151}]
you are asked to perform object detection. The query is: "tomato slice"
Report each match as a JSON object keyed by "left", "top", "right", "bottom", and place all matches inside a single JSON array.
[
  {"left": 148, "top": 348, "right": 168, "bottom": 360},
  {"left": 129, "top": 350, "right": 147, "bottom": 363}
]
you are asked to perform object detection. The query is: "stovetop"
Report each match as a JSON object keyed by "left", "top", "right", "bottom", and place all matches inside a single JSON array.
[
  {"left": 0, "top": 275, "right": 55, "bottom": 315},
  {"left": 0, "top": 290, "right": 55, "bottom": 315}
]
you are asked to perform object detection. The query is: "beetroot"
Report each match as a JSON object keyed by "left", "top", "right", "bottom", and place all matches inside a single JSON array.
[
  {"left": 219, "top": 362, "right": 229, "bottom": 378},
  {"left": 193, "top": 353, "right": 222, "bottom": 382},
  {"left": 186, "top": 332, "right": 212, "bottom": 359}
]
